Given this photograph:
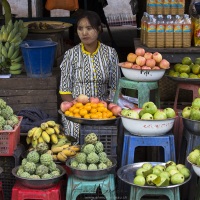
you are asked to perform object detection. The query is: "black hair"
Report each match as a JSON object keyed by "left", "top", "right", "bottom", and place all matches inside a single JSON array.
[{"left": 76, "top": 10, "right": 103, "bottom": 33}]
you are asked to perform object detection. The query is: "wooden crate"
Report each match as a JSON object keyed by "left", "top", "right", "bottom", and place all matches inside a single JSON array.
[{"left": 0, "top": 70, "right": 60, "bottom": 120}]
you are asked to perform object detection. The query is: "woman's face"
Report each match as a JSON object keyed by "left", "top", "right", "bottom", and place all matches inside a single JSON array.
[{"left": 77, "top": 17, "right": 99, "bottom": 45}]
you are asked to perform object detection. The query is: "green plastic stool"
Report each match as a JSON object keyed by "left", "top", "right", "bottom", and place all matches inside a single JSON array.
[
  {"left": 66, "top": 174, "right": 116, "bottom": 200},
  {"left": 113, "top": 77, "right": 160, "bottom": 108},
  {"left": 130, "top": 186, "right": 180, "bottom": 200}
]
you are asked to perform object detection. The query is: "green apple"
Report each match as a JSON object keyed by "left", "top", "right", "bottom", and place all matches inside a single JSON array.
[
  {"left": 126, "top": 110, "right": 139, "bottom": 119},
  {"left": 141, "top": 113, "right": 154, "bottom": 120},
  {"left": 190, "top": 107, "right": 200, "bottom": 120},
  {"left": 196, "top": 155, "right": 200, "bottom": 166},
  {"left": 188, "top": 150, "right": 200, "bottom": 164},
  {"left": 180, "top": 72, "right": 189, "bottom": 78},
  {"left": 142, "top": 102, "right": 158, "bottom": 115},
  {"left": 172, "top": 71, "right": 180, "bottom": 77},
  {"left": 171, "top": 173, "right": 185, "bottom": 185},
  {"left": 133, "top": 175, "right": 146, "bottom": 186},
  {"left": 142, "top": 163, "right": 153, "bottom": 170},
  {"left": 189, "top": 74, "right": 198, "bottom": 79},
  {"left": 179, "top": 64, "right": 191, "bottom": 74},
  {"left": 121, "top": 109, "right": 130, "bottom": 117},
  {"left": 192, "top": 98, "right": 200, "bottom": 108},
  {"left": 153, "top": 110, "right": 167, "bottom": 120},
  {"left": 195, "top": 57, "right": 200, "bottom": 65},
  {"left": 163, "top": 108, "right": 176, "bottom": 118},
  {"left": 182, "top": 56, "right": 192, "bottom": 65},
  {"left": 139, "top": 109, "right": 146, "bottom": 118},
  {"left": 174, "top": 63, "right": 182, "bottom": 72},
  {"left": 146, "top": 174, "right": 157, "bottom": 185},
  {"left": 192, "top": 64, "right": 200, "bottom": 75},
  {"left": 182, "top": 106, "right": 191, "bottom": 118},
  {"left": 179, "top": 167, "right": 190, "bottom": 179}
]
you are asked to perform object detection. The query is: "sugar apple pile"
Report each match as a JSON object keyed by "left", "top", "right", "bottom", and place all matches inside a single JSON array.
[
  {"left": 0, "top": 98, "right": 19, "bottom": 130},
  {"left": 16, "top": 150, "right": 61, "bottom": 179},
  {"left": 70, "top": 133, "right": 113, "bottom": 170}
]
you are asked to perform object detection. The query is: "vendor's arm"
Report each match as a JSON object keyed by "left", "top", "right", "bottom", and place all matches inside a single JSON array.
[{"left": 59, "top": 51, "right": 74, "bottom": 102}]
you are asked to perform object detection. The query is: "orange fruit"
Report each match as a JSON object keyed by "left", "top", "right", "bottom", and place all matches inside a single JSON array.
[
  {"left": 102, "top": 112, "right": 109, "bottom": 119},
  {"left": 96, "top": 112, "right": 103, "bottom": 118},
  {"left": 84, "top": 114, "right": 91, "bottom": 119},
  {"left": 74, "top": 113, "right": 81, "bottom": 118},
  {"left": 97, "top": 106, "right": 105, "bottom": 112},
  {"left": 84, "top": 105, "right": 92, "bottom": 111},
  {"left": 79, "top": 109, "right": 88, "bottom": 117},
  {"left": 75, "top": 102, "right": 83, "bottom": 108},
  {"left": 69, "top": 106, "right": 75, "bottom": 112},
  {"left": 64, "top": 111, "right": 71, "bottom": 116},
  {"left": 68, "top": 112, "right": 74, "bottom": 117},
  {"left": 90, "top": 113, "right": 99, "bottom": 119},
  {"left": 110, "top": 116, "right": 116, "bottom": 119},
  {"left": 91, "top": 103, "right": 98, "bottom": 108},
  {"left": 90, "top": 108, "right": 97, "bottom": 113},
  {"left": 85, "top": 102, "right": 91, "bottom": 106},
  {"left": 97, "top": 102, "right": 104, "bottom": 107},
  {"left": 73, "top": 108, "right": 80, "bottom": 114},
  {"left": 107, "top": 111, "right": 113, "bottom": 118}
]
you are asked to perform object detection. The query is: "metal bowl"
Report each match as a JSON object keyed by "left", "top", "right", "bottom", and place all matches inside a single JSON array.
[
  {"left": 12, "top": 165, "right": 66, "bottom": 189},
  {"left": 121, "top": 108, "right": 176, "bottom": 136},
  {"left": 117, "top": 162, "right": 191, "bottom": 188},
  {"left": 66, "top": 156, "right": 117, "bottom": 180},
  {"left": 119, "top": 63, "right": 165, "bottom": 82},
  {"left": 187, "top": 156, "right": 200, "bottom": 177},
  {"left": 182, "top": 117, "right": 200, "bottom": 135}
]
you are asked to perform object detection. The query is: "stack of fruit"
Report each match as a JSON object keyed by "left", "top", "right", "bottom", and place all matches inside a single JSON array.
[
  {"left": 60, "top": 94, "right": 122, "bottom": 119},
  {"left": 133, "top": 161, "right": 190, "bottom": 187},
  {"left": 168, "top": 56, "right": 200, "bottom": 79},
  {"left": 26, "top": 121, "right": 80, "bottom": 163},
  {"left": 0, "top": 19, "right": 28, "bottom": 75}
]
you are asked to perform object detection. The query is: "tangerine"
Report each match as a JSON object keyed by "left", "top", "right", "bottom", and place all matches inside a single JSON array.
[
  {"left": 73, "top": 108, "right": 80, "bottom": 114},
  {"left": 97, "top": 102, "right": 104, "bottom": 107},
  {"left": 90, "top": 113, "right": 99, "bottom": 119},
  {"left": 84, "top": 114, "right": 91, "bottom": 119},
  {"left": 74, "top": 113, "right": 81, "bottom": 118},
  {"left": 97, "top": 106, "right": 105, "bottom": 112},
  {"left": 79, "top": 109, "right": 88, "bottom": 117},
  {"left": 68, "top": 112, "right": 74, "bottom": 117},
  {"left": 102, "top": 112, "right": 109, "bottom": 119},
  {"left": 64, "top": 111, "right": 71, "bottom": 116},
  {"left": 69, "top": 106, "right": 76, "bottom": 112},
  {"left": 90, "top": 103, "right": 98, "bottom": 108},
  {"left": 84, "top": 105, "right": 92, "bottom": 111},
  {"left": 75, "top": 102, "right": 83, "bottom": 108},
  {"left": 90, "top": 108, "right": 97, "bottom": 113}
]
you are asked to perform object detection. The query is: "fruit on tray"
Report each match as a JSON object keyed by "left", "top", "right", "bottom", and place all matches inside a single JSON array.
[
  {"left": 0, "top": 19, "right": 28, "bottom": 75},
  {"left": 168, "top": 56, "right": 200, "bottom": 79},
  {"left": 188, "top": 148, "right": 200, "bottom": 165},
  {"left": 69, "top": 133, "right": 113, "bottom": 170},
  {"left": 16, "top": 150, "right": 62, "bottom": 179},
  {"left": 182, "top": 97, "right": 200, "bottom": 120},
  {"left": 0, "top": 98, "right": 19, "bottom": 130},
  {"left": 122, "top": 48, "right": 170, "bottom": 70},
  {"left": 133, "top": 161, "right": 190, "bottom": 187},
  {"left": 60, "top": 94, "right": 122, "bottom": 119},
  {"left": 121, "top": 101, "right": 176, "bottom": 120}
]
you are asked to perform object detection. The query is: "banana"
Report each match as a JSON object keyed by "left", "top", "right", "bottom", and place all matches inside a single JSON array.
[
  {"left": 20, "top": 26, "right": 28, "bottom": 40},
  {"left": 40, "top": 122, "right": 49, "bottom": 130},
  {"left": 53, "top": 124, "right": 60, "bottom": 134},
  {"left": 27, "top": 127, "right": 38, "bottom": 137},
  {"left": 38, "top": 136, "right": 44, "bottom": 143},
  {"left": 31, "top": 138, "right": 38, "bottom": 148},
  {"left": 2, "top": 0, "right": 12, "bottom": 25},
  {"left": 5, "top": 41, "right": 10, "bottom": 50},
  {"left": 61, "top": 144, "right": 71, "bottom": 149},
  {"left": 6, "top": 20, "right": 13, "bottom": 32},
  {"left": 26, "top": 136, "right": 32, "bottom": 145},
  {"left": 0, "top": 25, "right": 5, "bottom": 33},
  {"left": 52, "top": 154, "right": 58, "bottom": 161},
  {"left": 10, "top": 48, "right": 20, "bottom": 60},
  {"left": 51, "top": 138, "right": 68, "bottom": 148},
  {"left": 46, "top": 127, "right": 55, "bottom": 135},
  {"left": 7, "top": 43, "right": 15, "bottom": 58},
  {"left": 69, "top": 145, "right": 81, "bottom": 152},
  {"left": 9, "top": 69, "right": 22, "bottom": 75},
  {"left": 11, "top": 55, "right": 22, "bottom": 63},
  {"left": 2, "top": 30, "right": 8, "bottom": 42},
  {"left": 57, "top": 134, "right": 67, "bottom": 139},
  {"left": 33, "top": 127, "right": 42, "bottom": 140},
  {"left": 13, "top": 20, "right": 19, "bottom": 29},
  {"left": 10, "top": 33, "right": 21, "bottom": 43},
  {"left": 9, "top": 63, "right": 22, "bottom": 71},
  {"left": 51, "top": 146, "right": 64, "bottom": 154},
  {"left": 50, "top": 134, "right": 58, "bottom": 144},
  {"left": 7, "top": 28, "right": 16, "bottom": 42},
  {"left": 42, "top": 131, "right": 50, "bottom": 143},
  {"left": 0, "top": 33, "right": 3, "bottom": 41},
  {"left": 57, "top": 152, "right": 67, "bottom": 162},
  {"left": 62, "top": 148, "right": 76, "bottom": 156},
  {"left": 1, "top": 46, "right": 8, "bottom": 58},
  {"left": 46, "top": 120, "right": 56, "bottom": 127}
]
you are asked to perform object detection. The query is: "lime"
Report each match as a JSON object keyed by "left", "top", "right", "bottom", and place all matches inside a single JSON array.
[
  {"left": 168, "top": 69, "right": 175, "bottom": 76},
  {"left": 179, "top": 65, "right": 191, "bottom": 74},
  {"left": 192, "top": 64, "right": 200, "bottom": 74},
  {"left": 189, "top": 74, "right": 198, "bottom": 79},
  {"left": 172, "top": 72, "right": 180, "bottom": 77},
  {"left": 182, "top": 57, "right": 192, "bottom": 65},
  {"left": 174, "top": 63, "right": 182, "bottom": 72},
  {"left": 195, "top": 58, "right": 200, "bottom": 65},
  {"left": 180, "top": 73, "right": 189, "bottom": 78}
]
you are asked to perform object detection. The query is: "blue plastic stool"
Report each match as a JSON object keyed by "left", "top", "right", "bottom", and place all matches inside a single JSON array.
[
  {"left": 121, "top": 131, "right": 176, "bottom": 167},
  {"left": 66, "top": 174, "right": 116, "bottom": 200},
  {"left": 130, "top": 186, "right": 180, "bottom": 200},
  {"left": 113, "top": 77, "right": 160, "bottom": 108}
]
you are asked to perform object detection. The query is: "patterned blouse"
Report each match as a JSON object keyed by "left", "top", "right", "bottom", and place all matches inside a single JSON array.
[{"left": 59, "top": 41, "right": 120, "bottom": 100}]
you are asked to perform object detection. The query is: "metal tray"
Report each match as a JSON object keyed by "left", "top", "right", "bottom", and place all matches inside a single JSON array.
[
  {"left": 165, "top": 75, "right": 200, "bottom": 83},
  {"left": 24, "top": 21, "right": 72, "bottom": 33},
  {"left": 58, "top": 110, "right": 119, "bottom": 125},
  {"left": 117, "top": 162, "right": 191, "bottom": 188}
]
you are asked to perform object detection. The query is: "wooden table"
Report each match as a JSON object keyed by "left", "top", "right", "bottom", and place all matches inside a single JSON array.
[{"left": 134, "top": 38, "right": 200, "bottom": 63}]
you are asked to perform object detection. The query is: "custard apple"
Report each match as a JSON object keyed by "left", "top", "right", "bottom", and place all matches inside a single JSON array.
[
  {"left": 36, "top": 142, "right": 49, "bottom": 155},
  {"left": 99, "top": 152, "right": 107, "bottom": 163},
  {"left": 88, "top": 164, "right": 98, "bottom": 170},
  {"left": 21, "top": 158, "right": 28, "bottom": 166},
  {"left": 83, "top": 144, "right": 95, "bottom": 154},
  {"left": 77, "top": 163, "right": 87, "bottom": 170},
  {"left": 87, "top": 152, "right": 99, "bottom": 164},
  {"left": 84, "top": 133, "right": 98, "bottom": 144},
  {"left": 0, "top": 98, "right": 6, "bottom": 109},
  {"left": 95, "top": 141, "right": 104, "bottom": 153},
  {"left": 98, "top": 162, "right": 107, "bottom": 169},
  {"left": 29, "top": 175, "right": 40, "bottom": 179},
  {"left": 75, "top": 152, "right": 87, "bottom": 164},
  {"left": 6, "top": 115, "right": 19, "bottom": 126},
  {"left": 105, "top": 158, "right": 113, "bottom": 167},
  {"left": 23, "top": 162, "right": 36, "bottom": 175},
  {"left": 3, "top": 125, "right": 13, "bottom": 130},
  {"left": 20, "top": 172, "right": 31, "bottom": 178},
  {"left": 1, "top": 105, "right": 13, "bottom": 120},
  {"left": 42, "top": 174, "right": 53, "bottom": 179},
  {"left": 17, "top": 168, "right": 24, "bottom": 176},
  {"left": 51, "top": 170, "right": 60, "bottom": 177},
  {"left": 27, "top": 151, "right": 40, "bottom": 164},
  {"left": 48, "top": 162, "right": 57, "bottom": 172},
  {"left": 35, "top": 165, "right": 49, "bottom": 177},
  {"left": 40, "top": 153, "right": 53, "bottom": 166},
  {"left": 70, "top": 159, "right": 79, "bottom": 168}
]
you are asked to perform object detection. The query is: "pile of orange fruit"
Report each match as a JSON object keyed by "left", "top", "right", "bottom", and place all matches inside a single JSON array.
[{"left": 64, "top": 102, "right": 116, "bottom": 119}]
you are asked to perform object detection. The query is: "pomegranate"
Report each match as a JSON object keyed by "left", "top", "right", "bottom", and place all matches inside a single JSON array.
[
  {"left": 127, "top": 53, "right": 137, "bottom": 63},
  {"left": 136, "top": 56, "right": 146, "bottom": 66},
  {"left": 90, "top": 97, "right": 100, "bottom": 104},
  {"left": 108, "top": 103, "right": 118, "bottom": 110},
  {"left": 123, "top": 61, "right": 133, "bottom": 68},
  {"left": 110, "top": 105, "right": 122, "bottom": 116},
  {"left": 135, "top": 48, "right": 145, "bottom": 56},
  {"left": 144, "top": 52, "right": 153, "bottom": 60},
  {"left": 159, "top": 59, "right": 170, "bottom": 69},
  {"left": 60, "top": 101, "right": 73, "bottom": 112},
  {"left": 76, "top": 94, "right": 89, "bottom": 104},
  {"left": 146, "top": 59, "right": 156, "bottom": 68},
  {"left": 152, "top": 52, "right": 162, "bottom": 63}
]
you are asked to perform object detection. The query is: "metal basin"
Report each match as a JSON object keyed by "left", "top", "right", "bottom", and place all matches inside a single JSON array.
[
  {"left": 12, "top": 165, "right": 66, "bottom": 189},
  {"left": 66, "top": 156, "right": 117, "bottom": 180},
  {"left": 182, "top": 117, "right": 200, "bottom": 135}
]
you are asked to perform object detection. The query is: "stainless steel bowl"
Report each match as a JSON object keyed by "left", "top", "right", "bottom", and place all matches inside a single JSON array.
[
  {"left": 12, "top": 165, "right": 66, "bottom": 189},
  {"left": 66, "top": 156, "right": 117, "bottom": 180},
  {"left": 182, "top": 117, "right": 200, "bottom": 135}
]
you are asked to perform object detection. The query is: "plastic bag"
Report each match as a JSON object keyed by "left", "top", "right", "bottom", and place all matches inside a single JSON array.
[
  {"left": 129, "top": 0, "right": 138, "bottom": 15},
  {"left": 117, "top": 95, "right": 138, "bottom": 109}
]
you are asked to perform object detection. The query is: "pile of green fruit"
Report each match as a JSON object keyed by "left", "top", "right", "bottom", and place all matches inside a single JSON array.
[
  {"left": 168, "top": 56, "right": 200, "bottom": 79},
  {"left": 182, "top": 97, "right": 200, "bottom": 120},
  {"left": 121, "top": 101, "right": 176, "bottom": 120},
  {"left": 0, "top": 20, "right": 28, "bottom": 75},
  {"left": 16, "top": 149, "right": 62, "bottom": 179},
  {"left": 69, "top": 133, "right": 113, "bottom": 170},
  {"left": 0, "top": 98, "right": 19, "bottom": 131},
  {"left": 133, "top": 161, "right": 190, "bottom": 187},
  {"left": 188, "top": 148, "right": 200, "bottom": 166}
]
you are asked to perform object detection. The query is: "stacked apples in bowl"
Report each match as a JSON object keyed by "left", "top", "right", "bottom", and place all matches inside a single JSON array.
[
  {"left": 120, "top": 101, "right": 177, "bottom": 136},
  {"left": 119, "top": 48, "right": 170, "bottom": 81}
]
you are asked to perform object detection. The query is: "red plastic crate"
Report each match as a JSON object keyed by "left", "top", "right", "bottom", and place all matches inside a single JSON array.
[{"left": 0, "top": 116, "right": 23, "bottom": 156}]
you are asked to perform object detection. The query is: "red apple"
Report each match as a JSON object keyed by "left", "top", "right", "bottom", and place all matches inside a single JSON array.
[
  {"left": 60, "top": 101, "right": 73, "bottom": 112},
  {"left": 146, "top": 59, "right": 156, "bottom": 68},
  {"left": 159, "top": 59, "right": 170, "bottom": 69},
  {"left": 127, "top": 53, "right": 137, "bottom": 63},
  {"left": 135, "top": 48, "right": 145, "bottom": 56},
  {"left": 123, "top": 62, "right": 133, "bottom": 68},
  {"left": 144, "top": 52, "right": 153, "bottom": 60},
  {"left": 110, "top": 105, "right": 122, "bottom": 116},
  {"left": 136, "top": 56, "right": 146, "bottom": 66},
  {"left": 90, "top": 97, "right": 100, "bottom": 103},
  {"left": 153, "top": 52, "right": 163, "bottom": 63},
  {"left": 108, "top": 103, "right": 118, "bottom": 110}
]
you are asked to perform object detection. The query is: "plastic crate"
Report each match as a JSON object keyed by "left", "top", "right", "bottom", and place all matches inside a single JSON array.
[
  {"left": 0, "top": 144, "right": 25, "bottom": 200},
  {"left": 0, "top": 116, "right": 23, "bottom": 156},
  {"left": 79, "top": 124, "right": 118, "bottom": 158}
]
